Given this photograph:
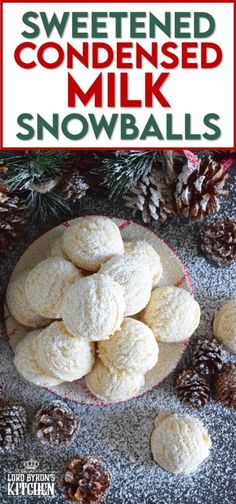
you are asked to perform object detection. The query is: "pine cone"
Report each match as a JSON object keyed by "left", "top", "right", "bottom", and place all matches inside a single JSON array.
[
  {"left": 214, "top": 362, "right": 236, "bottom": 409},
  {"left": 0, "top": 386, "right": 28, "bottom": 453},
  {"left": 176, "top": 369, "right": 210, "bottom": 407},
  {"left": 124, "top": 165, "right": 175, "bottom": 224},
  {"left": 174, "top": 153, "right": 228, "bottom": 220},
  {"left": 33, "top": 401, "right": 78, "bottom": 447},
  {"left": 60, "top": 170, "right": 89, "bottom": 204},
  {"left": 193, "top": 338, "right": 223, "bottom": 376},
  {"left": 0, "top": 164, "right": 8, "bottom": 175},
  {"left": 61, "top": 456, "right": 111, "bottom": 503},
  {"left": 199, "top": 218, "right": 236, "bottom": 267},
  {"left": 0, "top": 182, "right": 28, "bottom": 253}
]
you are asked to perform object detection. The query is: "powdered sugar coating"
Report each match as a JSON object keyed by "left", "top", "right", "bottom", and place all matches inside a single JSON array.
[
  {"left": 213, "top": 300, "right": 236, "bottom": 353},
  {"left": 62, "top": 216, "right": 124, "bottom": 271},
  {"left": 62, "top": 274, "right": 125, "bottom": 341},
  {"left": 14, "top": 331, "right": 62, "bottom": 387},
  {"left": 85, "top": 358, "right": 145, "bottom": 402},
  {"left": 124, "top": 240, "right": 163, "bottom": 287},
  {"left": 151, "top": 411, "right": 212, "bottom": 474},
  {"left": 25, "top": 257, "right": 82, "bottom": 319},
  {"left": 6, "top": 271, "right": 50, "bottom": 328},
  {"left": 98, "top": 317, "right": 159, "bottom": 374},
  {"left": 35, "top": 321, "right": 95, "bottom": 381},
  {"left": 100, "top": 254, "right": 152, "bottom": 316},
  {"left": 142, "top": 286, "right": 200, "bottom": 342}
]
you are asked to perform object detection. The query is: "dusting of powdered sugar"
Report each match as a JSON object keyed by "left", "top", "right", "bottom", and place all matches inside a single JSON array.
[{"left": 0, "top": 167, "right": 235, "bottom": 504}]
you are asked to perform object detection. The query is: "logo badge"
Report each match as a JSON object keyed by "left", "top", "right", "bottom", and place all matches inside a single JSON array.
[
  {"left": 6, "top": 459, "right": 56, "bottom": 497},
  {"left": 23, "top": 460, "right": 40, "bottom": 471}
]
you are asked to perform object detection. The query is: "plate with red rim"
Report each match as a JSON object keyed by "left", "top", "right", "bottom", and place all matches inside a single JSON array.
[{"left": 5, "top": 216, "right": 193, "bottom": 406}]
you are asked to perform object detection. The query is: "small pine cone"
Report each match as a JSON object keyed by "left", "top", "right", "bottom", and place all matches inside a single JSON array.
[
  {"left": 176, "top": 369, "right": 210, "bottom": 407},
  {"left": 124, "top": 166, "right": 175, "bottom": 224},
  {"left": 174, "top": 153, "right": 228, "bottom": 220},
  {"left": 193, "top": 338, "right": 223, "bottom": 376},
  {"left": 215, "top": 362, "right": 236, "bottom": 409},
  {"left": 199, "top": 218, "right": 236, "bottom": 267},
  {"left": 0, "top": 165, "right": 8, "bottom": 175},
  {"left": 0, "top": 182, "right": 29, "bottom": 253},
  {"left": 0, "top": 387, "right": 28, "bottom": 453},
  {"left": 60, "top": 170, "right": 89, "bottom": 204},
  {"left": 33, "top": 401, "right": 78, "bottom": 447},
  {"left": 61, "top": 456, "right": 111, "bottom": 503}
]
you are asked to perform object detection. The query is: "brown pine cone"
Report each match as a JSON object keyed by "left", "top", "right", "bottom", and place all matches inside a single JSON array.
[
  {"left": 61, "top": 456, "right": 111, "bottom": 503},
  {"left": 0, "top": 182, "right": 28, "bottom": 253},
  {"left": 0, "top": 386, "right": 28, "bottom": 453},
  {"left": 0, "top": 165, "right": 8, "bottom": 175},
  {"left": 176, "top": 369, "right": 210, "bottom": 407},
  {"left": 33, "top": 401, "right": 78, "bottom": 447},
  {"left": 60, "top": 170, "right": 89, "bottom": 204},
  {"left": 193, "top": 338, "right": 223, "bottom": 376},
  {"left": 124, "top": 165, "right": 175, "bottom": 224},
  {"left": 215, "top": 362, "right": 236, "bottom": 409},
  {"left": 174, "top": 155, "right": 228, "bottom": 220},
  {"left": 199, "top": 218, "right": 236, "bottom": 267}
]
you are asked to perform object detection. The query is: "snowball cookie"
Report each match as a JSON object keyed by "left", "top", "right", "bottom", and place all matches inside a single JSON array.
[
  {"left": 98, "top": 317, "right": 159, "bottom": 374},
  {"left": 213, "top": 300, "right": 236, "bottom": 353},
  {"left": 6, "top": 271, "right": 49, "bottom": 328},
  {"left": 124, "top": 240, "right": 162, "bottom": 287},
  {"left": 62, "top": 216, "right": 124, "bottom": 271},
  {"left": 35, "top": 321, "right": 95, "bottom": 382},
  {"left": 14, "top": 331, "right": 62, "bottom": 387},
  {"left": 142, "top": 286, "right": 200, "bottom": 342},
  {"left": 85, "top": 358, "right": 145, "bottom": 402},
  {"left": 62, "top": 274, "right": 125, "bottom": 341},
  {"left": 47, "top": 236, "right": 68, "bottom": 260},
  {"left": 100, "top": 255, "right": 152, "bottom": 316},
  {"left": 151, "top": 411, "right": 212, "bottom": 474},
  {"left": 25, "top": 257, "right": 82, "bottom": 319}
]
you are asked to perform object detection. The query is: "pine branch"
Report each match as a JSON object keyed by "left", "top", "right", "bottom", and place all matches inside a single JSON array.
[
  {"left": 26, "top": 190, "right": 72, "bottom": 222},
  {"left": 90, "top": 150, "right": 188, "bottom": 200},
  {"left": 0, "top": 150, "right": 75, "bottom": 222},
  {"left": 91, "top": 151, "right": 161, "bottom": 200},
  {"left": 0, "top": 150, "right": 72, "bottom": 191}
]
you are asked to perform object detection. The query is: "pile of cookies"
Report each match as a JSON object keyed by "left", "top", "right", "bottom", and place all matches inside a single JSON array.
[{"left": 7, "top": 216, "right": 201, "bottom": 403}]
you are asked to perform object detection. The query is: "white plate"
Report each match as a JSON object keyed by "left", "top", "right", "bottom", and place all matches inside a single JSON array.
[{"left": 5, "top": 216, "right": 193, "bottom": 406}]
